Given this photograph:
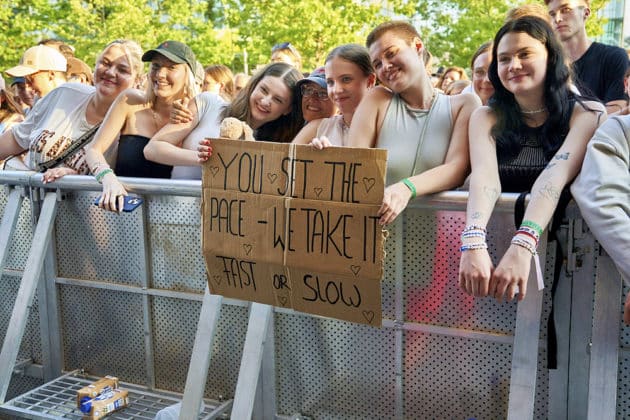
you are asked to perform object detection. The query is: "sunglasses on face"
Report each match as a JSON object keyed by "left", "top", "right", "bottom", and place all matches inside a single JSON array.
[{"left": 301, "top": 85, "right": 329, "bottom": 101}]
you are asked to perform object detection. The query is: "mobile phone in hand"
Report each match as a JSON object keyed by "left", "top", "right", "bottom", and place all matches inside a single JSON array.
[{"left": 93, "top": 195, "right": 144, "bottom": 212}]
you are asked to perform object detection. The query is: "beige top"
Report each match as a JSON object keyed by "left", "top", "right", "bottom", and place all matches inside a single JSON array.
[
  {"left": 315, "top": 115, "right": 349, "bottom": 147},
  {"left": 377, "top": 92, "right": 453, "bottom": 185}
]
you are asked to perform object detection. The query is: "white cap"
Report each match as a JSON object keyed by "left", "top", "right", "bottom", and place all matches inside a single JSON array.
[{"left": 5, "top": 45, "right": 67, "bottom": 77}]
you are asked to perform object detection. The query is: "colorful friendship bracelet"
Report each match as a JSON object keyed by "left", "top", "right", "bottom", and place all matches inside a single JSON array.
[
  {"left": 463, "top": 224, "right": 487, "bottom": 233},
  {"left": 460, "top": 242, "right": 488, "bottom": 252},
  {"left": 515, "top": 229, "right": 539, "bottom": 246},
  {"left": 95, "top": 168, "right": 113, "bottom": 183},
  {"left": 90, "top": 162, "right": 110, "bottom": 175},
  {"left": 401, "top": 178, "right": 417, "bottom": 199},
  {"left": 511, "top": 236, "right": 537, "bottom": 256}
]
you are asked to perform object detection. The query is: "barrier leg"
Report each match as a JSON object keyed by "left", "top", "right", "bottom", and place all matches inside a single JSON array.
[
  {"left": 231, "top": 303, "right": 273, "bottom": 420},
  {"left": 253, "top": 310, "right": 276, "bottom": 420},
  {"left": 587, "top": 252, "right": 621, "bottom": 419},
  {"left": 0, "top": 192, "right": 57, "bottom": 403},
  {"left": 507, "top": 234, "right": 547, "bottom": 420},
  {"left": 179, "top": 287, "right": 223, "bottom": 420},
  {"left": 0, "top": 188, "right": 24, "bottom": 274}
]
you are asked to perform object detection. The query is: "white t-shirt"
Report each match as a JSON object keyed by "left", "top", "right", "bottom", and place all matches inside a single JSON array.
[
  {"left": 13, "top": 83, "right": 95, "bottom": 173},
  {"left": 171, "top": 92, "right": 226, "bottom": 180}
]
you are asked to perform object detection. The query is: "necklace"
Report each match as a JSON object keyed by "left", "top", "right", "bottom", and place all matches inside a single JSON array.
[
  {"left": 520, "top": 106, "right": 547, "bottom": 115},
  {"left": 151, "top": 107, "right": 163, "bottom": 131}
]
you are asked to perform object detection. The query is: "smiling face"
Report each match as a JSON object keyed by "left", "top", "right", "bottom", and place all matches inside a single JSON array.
[
  {"left": 440, "top": 70, "right": 461, "bottom": 91},
  {"left": 325, "top": 56, "right": 374, "bottom": 117},
  {"left": 472, "top": 51, "right": 494, "bottom": 105},
  {"left": 248, "top": 75, "right": 292, "bottom": 128},
  {"left": 496, "top": 31, "right": 548, "bottom": 98},
  {"left": 148, "top": 55, "right": 187, "bottom": 100},
  {"left": 94, "top": 44, "right": 137, "bottom": 99},
  {"left": 300, "top": 81, "right": 335, "bottom": 122},
  {"left": 369, "top": 30, "right": 424, "bottom": 93}
]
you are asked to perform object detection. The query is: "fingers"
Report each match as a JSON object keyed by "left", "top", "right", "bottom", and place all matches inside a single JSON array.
[
  {"left": 624, "top": 293, "right": 630, "bottom": 325},
  {"left": 309, "top": 136, "right": 333, "bottom": 150},
  {"left": 197, "top": 139, "right": 213, "bottom": 162},
  {"left": 42, "top": 168, "right": 77, "bottom": 184},
  {"left": 170, "top": 98, "right": 193, "bottom": 124}
]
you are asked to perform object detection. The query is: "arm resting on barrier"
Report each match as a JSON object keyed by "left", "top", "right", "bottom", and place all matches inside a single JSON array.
[
  {"left": 491, "top": 101, "right": 605, "bottom": 302},
  {"left": 459, "top": 106, "right": 501, "bottom": 298}
]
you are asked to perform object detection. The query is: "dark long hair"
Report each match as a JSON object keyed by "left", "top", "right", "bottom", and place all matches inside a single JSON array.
[
  {"left": 488, "top": 16, "right": 581, "bottom": 159},
  {"left": 223, "top": 62, "right": 304, "bottom": 143}
]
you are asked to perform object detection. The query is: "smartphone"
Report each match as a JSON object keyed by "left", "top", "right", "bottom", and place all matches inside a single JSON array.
[{"left": 93, "top": 195, "right": 144, "bottom": 212}]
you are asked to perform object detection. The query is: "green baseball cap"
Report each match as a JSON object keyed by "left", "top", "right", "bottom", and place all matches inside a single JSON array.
[{"left": 142, "top": 40, "right": 196, "bottom": 72}]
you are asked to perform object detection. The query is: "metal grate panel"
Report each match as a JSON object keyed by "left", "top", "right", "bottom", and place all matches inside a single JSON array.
[
  {"left": 58, "top": 285, "right": 146, "bottom": 384},
  {"left": 152, "top": 297, "right": 247, "bottom": 399},
  {"left": 275, "top": 313, "right": 397, "bottom": 419},
  {"left": 0, "top": 191, "right": 33, "bottom": 271},
  {"left": 0, "top": 371, "right": 230, "bottom": 419},
  {"left": 55, "top": 192, "right": 145, "bottom": 286}
]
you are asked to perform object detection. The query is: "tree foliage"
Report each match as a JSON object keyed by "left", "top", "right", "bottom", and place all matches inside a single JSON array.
[{"left": 0, "top": 0, "right": 613, "bottom": 77}]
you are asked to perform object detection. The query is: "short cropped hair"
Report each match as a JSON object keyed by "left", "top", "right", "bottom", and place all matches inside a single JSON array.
[{"left": 366, "top": 21, "right": 421, "bottom": 48}]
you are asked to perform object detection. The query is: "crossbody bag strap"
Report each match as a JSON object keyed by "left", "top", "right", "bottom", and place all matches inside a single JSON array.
[{"left": 37, "top": 123, "right": 101, "bottom": 172}]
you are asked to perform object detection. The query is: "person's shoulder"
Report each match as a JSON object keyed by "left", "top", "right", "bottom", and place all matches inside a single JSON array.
[
  {"left": 470, "top": 105, "right": 496, "bottom": 121},
  {"left": 367, "top": 85, "right": 394, "bottom": 103},
  {"left": 196, "top": 91, "right": 226, "bottom": 106},
  {"left": 46, "top": 82, "right": 94, "bottom": 101},
  {"left": 448, "top": 91, "right": 481, "bottom": 109},
  {"left": 574, "top": 98, "right": 606, "bottom": 115},
  {"left": 591, "top": 42, "right": 627, "bottom": 60}
]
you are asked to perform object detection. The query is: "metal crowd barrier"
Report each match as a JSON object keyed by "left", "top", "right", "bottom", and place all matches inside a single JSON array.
[{"left": 0, "top": 170, "right": 627, "bottom": 419}]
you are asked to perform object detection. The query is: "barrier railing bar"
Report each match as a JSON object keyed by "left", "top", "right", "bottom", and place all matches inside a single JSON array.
[
  {"left": 230, "top": 303, "right": 272, "bottom": 420},
  {"left": 507, "top": 231, "right": 548, "bottom": 420},
  {"left": 253, "top": 310, "right": 276, "bottom": 420},
  {"left": 568, "top": 219, "right": 597, "bottom": 418},
  {"left": 0, "top": 171, "right": 527, "bottom": 211},
  {"left": 137, "top": 199, "right": 157, "bottom": 390},
  {"left": 179, "top": 288, "right": 223, "bottom": 420},
  {"left": 393, "top": 217, "right": 404, "bottom": 419},
  {"left": 0, "top": 192, "right": 58, "bottom": 403},
  {"left": 587, "top": 252, "right": 622, "bottom": 419},
  {"left": 0, "top": 188, "right": 24, "bottom": 274}
]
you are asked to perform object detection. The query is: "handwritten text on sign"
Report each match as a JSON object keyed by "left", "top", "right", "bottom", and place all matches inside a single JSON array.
[{"left": 202, "top": 139, "right": 387, "bottom": 326}]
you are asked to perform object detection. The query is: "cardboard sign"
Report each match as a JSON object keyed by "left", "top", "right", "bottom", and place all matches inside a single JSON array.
[{"left": 202, "top": 139, "right": 387, "bottom": 326}]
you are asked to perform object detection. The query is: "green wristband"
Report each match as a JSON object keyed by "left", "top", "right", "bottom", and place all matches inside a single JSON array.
[
  {"left": 95, "top": 168, "right": 113, "bottom": 183},
  {"left": 521, "top": 220, "right": 544, "bottom": 236},
  {"left": 401, "top": 178, "right": 416, "bottom": 199}
]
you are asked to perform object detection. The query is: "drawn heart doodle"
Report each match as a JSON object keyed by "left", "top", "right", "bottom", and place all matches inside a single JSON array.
[
  {"left": 209, "top": 166, "right": 219, "bottom": 177},
  {"left": 362, "top": 177, "right": 376, "bottom": 193},
  {"left": 314, "top": 187, "right": 323, "bottom": 197},
  {"left": 212, "top": 275, "right": 222, "bottom": 286},
  {"left": 350, "top": 265, "right": 361, "bottom": 275},
  {"left": 267, "top": 173, "right": 278, "bottom": 184},
  {"left": 243, "top": 244, "right": 253, "bottom": 255},
  {"left": 278, "top": 296, "right": 288, "bottom": 306},
  {"left": 362, "top": 311, "right": 375, "bottom": 323}
]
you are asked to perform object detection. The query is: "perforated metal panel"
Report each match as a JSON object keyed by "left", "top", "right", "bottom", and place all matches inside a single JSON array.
[
  {"left": 275, "top": 313, "right": 397, "bottom": 419},
  {"left": 58, "top": 285, "right": 146, "bottom": 384},
  {"left": 152, "top": 297, "right": 247, "bottom": 399},
  {"left": 55, "top": 192, "right": 145, "bottom": 286},
  {"left": 1, "top": 190, "right": 33, "bottom": 271},
  {"left": 148, "top": 196, "right": 206, "bottom": 293}
]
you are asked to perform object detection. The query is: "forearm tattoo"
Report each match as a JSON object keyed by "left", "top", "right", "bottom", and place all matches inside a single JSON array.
[
  {"left": 471, "top": 211, "right": 483, "bottom": 220},
  {"left": 536, "top": 182, "right": 561, "bottom": 201}
]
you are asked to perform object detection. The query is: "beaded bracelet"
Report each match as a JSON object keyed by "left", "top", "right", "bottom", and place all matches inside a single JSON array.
[
  {"left": 460, "top": 242, "right": 488, "bottom": 252},
  {"left": 511, "top": 236, "right": 537, "bottom": 256},
  {"left": 401, "top": 178, "right": 417, "bottom": 199},
  {"left": 520, "top": 220, "right": 544, "bottom": 237},
  {"left": 461, "top": 231, "right": 486, "bottom": 239},
  {"left": 95, "top": 168, "right": 113, "bottom": 183},
  {"left": 463, "top": 225, "right": 487, "bottom": 233},
  {"left": 515, "top": 229, "right": 539, "bottom": 246}
]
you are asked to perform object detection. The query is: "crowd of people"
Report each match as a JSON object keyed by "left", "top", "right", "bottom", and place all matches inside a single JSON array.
[{"left": 0, "top": 0, "right": 628, "bottom": 321}]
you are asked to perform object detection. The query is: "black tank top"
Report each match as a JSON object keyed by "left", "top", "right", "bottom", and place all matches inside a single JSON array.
[
  {"left": 497, "top": 124, "right": 550, "bottom": 193},
  {"left": 115, "top": 134, "right": 172, "bottom": 179}
]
